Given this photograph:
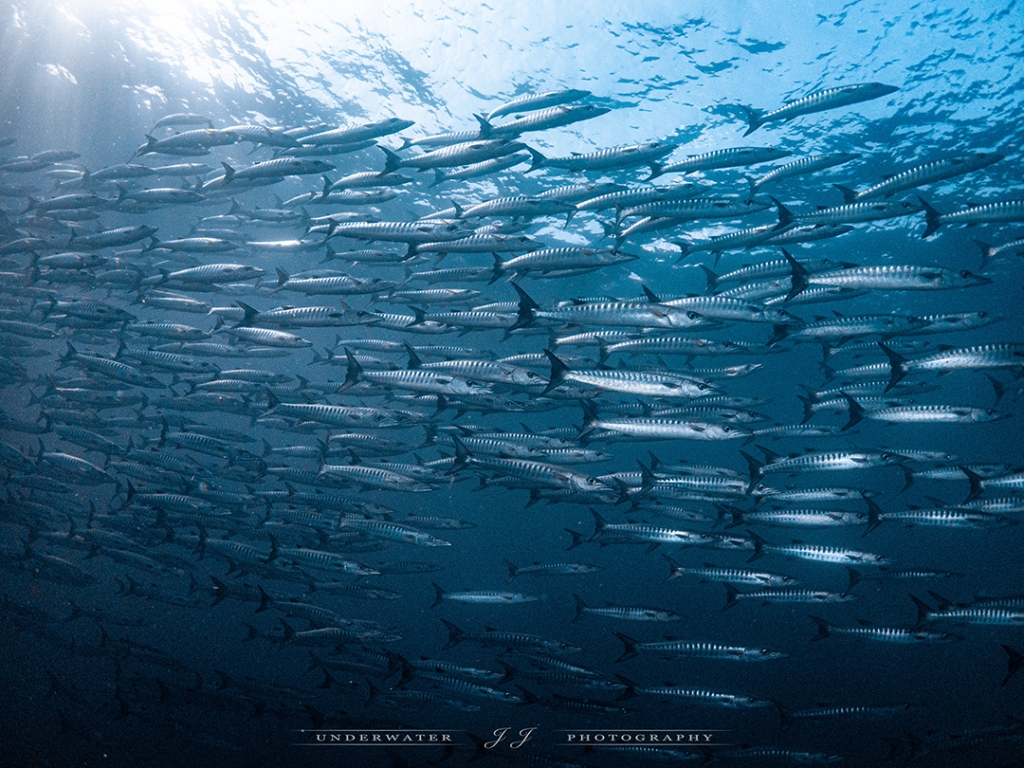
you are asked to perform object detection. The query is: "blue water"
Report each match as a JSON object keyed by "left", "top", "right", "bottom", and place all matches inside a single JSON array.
[{"left": 1, "top": 1, "right": 1023, "bottom": 766}]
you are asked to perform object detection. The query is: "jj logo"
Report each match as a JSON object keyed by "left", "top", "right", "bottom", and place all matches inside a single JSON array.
[{"left": 485, "top": 726, "right": 537, "bottom": 750}]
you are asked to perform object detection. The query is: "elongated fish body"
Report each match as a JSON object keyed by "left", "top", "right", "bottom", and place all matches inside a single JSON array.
[
  {"left": 298, "top": 118, "right": 414, "bottom": 146},
  {"left": 663, "top": 559, "right": 798, "bottom": 587},
  {"left": 836, "top": 153, "right": 1003, "bottom": 203},
  {"left": 574, "top": 183, "right": 701, "bottom": 212},
  {"left": 753, "top": 448, "right": 905, "bottom": 476},
  {"left": 920, "top": 196, "right": 1024, "bottom": 237},
  {"left": 441, "top": 620, "right": 581, "bottom": 655},
  {"left": 619, "top": 197, "right": 771, "bottom": 221},
  {"left": 486, "top": 88, "right": 591, "bottom": 120},
  {"left": 871, "top": 508, "right": 1012, "bottom": 530},
  {"left": 527, "top": 142, "right": 677, "bottom": 173},
  {"left": 505, "top": 561, "right": 602, "bottom": 580},
  {"left": 614, "top": 633, "right": 787, "bottom": 663},
  {"left": 573, "top": 595, "right": 682, "bottom": 622},
  {"left": 775, "top": 314, "right": 929, "bottom": 344},
  {"left": 68, "top": 224, "right": 158, "bottom": 249},
  {"left": 881, "top": 342, "right": 1024, "bottom": 390},
  {"left": 382, "top": 139, "right": 524, "bottom": 171},
  {"left": 545, "top": 351, "right": 714, "bottom": 398},
  {"left": 750, "top": 151, "right": 861, "bottom": 194},
  {"left": 674, "top": 223, "right": 781, "bottom": 260},
  {"left": 735, "top": 508, "right": 867, "bottom": 527},
  {"left": 774, "top": 197, "right": 921, "bottom": 229},
  {"left": 415, "top": 358, "right": 547, "bottom": 389},
  {"left": 456, "top": 195, "right": 576, "bottom": 220},
  {"left": 155, "top": 263, "right": 264, "bottom": 284},
  {"left": 723, "top": 584, "right": 855, "bottom": 610},
  {"left": 135, "top": 128, "right": 240, "bottom": 155},
  {"left": 495, "top": 246, "right": 638, "bottom": 281},
  {"left": 810, "top": 615, "right": 956, "bottom": 643},
  {"left": 272, "top": 269, "right": 395, "bottom": 296},
  {"left": 658, "top": 294, "right": 796, "bottom": 325},
  {"left": 583, "top": 416, "right": 748, "bottom": 442},
  {"left": 912, "top": 596, "right": 1024, "bottom": 627},
  {"left": 414, "top": 233, "right": 540, "bottom": 255},
  {"left": 433, "top": 584, "right": 536, "bottom": 607},
  {"left": 477, "top": 104, "right": 611, "bottom": 138},
  {"left": 451, "top": 443, "right": 608, "bottom": 494},
  {"left": 431, "top": 153, "right": 528, "bottom": 185},
  {"left": 233, "top": 302, "right": 376, "bottom": 329},
  {"left": 748, "top": 532, "right": 890, "bottom": 566},
  {"left": 264, "top": 395, "right": 409, "bottom": 428},
  {"left": 614, "top": 675, "right": 772, "bottom": 708},
  {"left": 741, "top": 82, "right": 899, "bottom": 135},
  {"left": 844, "top": 399, "right": 1007, "bottom": 429},
  {"left": 650, "top": 146, "right": 792, "bottom": 178},
  {"left": 811, "top": 265, "right": 989, "bottom": 291},
  {"left": 329, "top": 219, "right": 474, "bottom": 243},
  {"left": 601, "top": 336, "right": 754, "bottom": 359},
  {"left": 530, "top": 300, "right": 711, "bottom": 331}
]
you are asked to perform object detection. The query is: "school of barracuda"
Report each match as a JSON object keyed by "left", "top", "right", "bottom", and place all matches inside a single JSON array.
[{"left": 2, "top": 80, "right": 1023, "bottom": 766}]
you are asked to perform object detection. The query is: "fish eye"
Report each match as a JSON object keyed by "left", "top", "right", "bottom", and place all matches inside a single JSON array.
[
  {"left": 960, "top": 270, "right": 973, "bottom": 278},
  {"left": 978, "top": 311, "right": 987, "bottom": 317}
]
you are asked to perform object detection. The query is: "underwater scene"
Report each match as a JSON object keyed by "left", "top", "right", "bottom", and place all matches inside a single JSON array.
[{"left": 1, "top": 1, "right": 1022, "bottom": 766}]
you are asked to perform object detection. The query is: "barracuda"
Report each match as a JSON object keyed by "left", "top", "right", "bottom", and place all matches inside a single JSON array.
[
  {"left": 60, "top": 344, "right": 166, "bottom": 388},
  {"left": 586, "top": 508, "right": 721, "bottom": 548},
  {"left": 513, "top": 284, "right": 710, "bottom": 331},
  {"left": 747, "top": 531, "right": 891, "bottom": 566},
  {"left": 662, "top": 556, "right": 799, "bottom": 587},
  {"left": 723, "top": 584, "right": 855, "bottom": 610},
  {"left": 430, "top": 153, "right": 529, "bottom": 185},
  {"left": 648, "top": 146, "right": 792, "bottom": 178},
  {"left": 881, "top": 342, "right": 1024, "bottom": 390},
  {"left": 836, "top": 152, "right": 1003, "bottom": 203},
  {"left": 381, "top": 139, "right": 525, "bottom": 173},
  {"left": 450, "top": 438, "right": 609, "bottom": 493},
  {"left": 911, "top": 595, "right": 1024, "bottom": 627},
  {"left": 920, "top": 196, "right": 1024, "bottom": 238},
  {"left": 433, "top": 584, "right": 536, "bottom": 607},
  {"left": 654, "top": 290, "right": 798, "bottom": 325},
  {"left": 455, "top": 195, "right": 577, "bottom": 220},
  {"left": 264, "top": 538, "right": 380, "bottom": 575},
  {"left": 413, "top": 233, "right": 540, "bottom": 257},
  {"left": 773, "top": 197, "right": 921, "bottom": 230},
  {"left": 298, "top": 117, "right": 415, "bottom": 146},
  {"left": 770, "top": 313, "right": 929, "bottom": 347},
  {"left": 544, "top": 350, "right": 714, "bottom": 398},
  {"left": 842, "top": 394, "right": 1008, "bottom": 430},
  {"left": 485, "top": 88, "right": 591, "bottom": 120},
  {"left": 614, "top": 676, "right": 773, "bottom": 708},
  {"left": 740, "top": 82, "right": 899, "bottom": 135},
  {"left": 156, "top": 263, "right": 264, "bottom": 284},
  {"left": 618, "top": 196, "right": 771, "bottom": 222},
  {"left": 339, "top": 350, "right": 492, "bottom": 396},
  {"left": 614, "top": 633, "right": 788, "bottom": 663},
  {"left": 441, "top": 619, "right": 581, "bottom": 655},
  {"left": 409, "top": 351, "right": 547, "bottom": 389},
  {"left": 599, "top": 336, "right": 754, "bottom": 362},
  {"left": 493, "top": 246, "right": 638, "bottom": 283},
  {"left": 786, "top": 256, "right": 989, "bottom": 300},
  {"left": 749, "top": 151, "right": 860, "bottom": 196},
  {"left": 573, "top": 595, "right": 683, "bottom": 622},
  {"left": 476, "top": 104, "right": 610, "bottom": 138},
  {"left": 527, "top": 141, "right": 677, "bottom": 173},
  {"left": 264, "top": 391, "right": 409, "bottom": 428}
]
